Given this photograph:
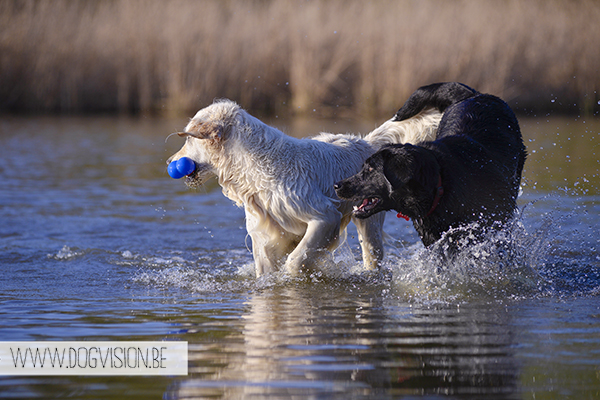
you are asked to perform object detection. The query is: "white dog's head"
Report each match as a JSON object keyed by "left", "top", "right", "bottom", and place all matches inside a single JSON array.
[{"left": 167, "top": 100, "right": 241, "bottom": 188}]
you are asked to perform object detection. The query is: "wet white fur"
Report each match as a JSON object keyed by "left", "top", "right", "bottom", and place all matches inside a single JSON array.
[{"left": 168, "top": 100, "right": 441, "bottom": 277}]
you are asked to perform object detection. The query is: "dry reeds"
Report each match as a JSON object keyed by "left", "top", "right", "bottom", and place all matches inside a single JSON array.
[{"left": 1, "top": 0, "right": 599, "bottom": 117}]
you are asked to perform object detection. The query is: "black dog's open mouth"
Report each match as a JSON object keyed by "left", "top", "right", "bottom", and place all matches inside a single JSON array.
[{"left": 353, "top": 197, "right": 381, "bottom": 216}]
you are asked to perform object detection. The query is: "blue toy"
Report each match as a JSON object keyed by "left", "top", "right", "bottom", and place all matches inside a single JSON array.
[{"left": 168, "top": 157, "right": 196, "bottom": 179}]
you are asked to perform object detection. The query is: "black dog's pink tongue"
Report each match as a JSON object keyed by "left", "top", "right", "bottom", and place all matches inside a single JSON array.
[{"left": 353, "top": 198, "right": 370, "bottom": 213}]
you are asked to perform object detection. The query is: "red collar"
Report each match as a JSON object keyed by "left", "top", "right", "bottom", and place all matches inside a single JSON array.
[
  {"left": 426, "top": 175, "right": 444, "bottom": 217},
  {"left": 397, "top": 175, "right": 443, "bottom": 221}
]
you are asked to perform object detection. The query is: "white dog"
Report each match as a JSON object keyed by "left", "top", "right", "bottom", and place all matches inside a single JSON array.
[{"left": 167, "top": 100, "right": 440, "bottom": 276}]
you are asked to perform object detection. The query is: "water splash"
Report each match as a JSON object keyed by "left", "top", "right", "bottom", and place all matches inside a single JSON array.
[
  {"left": 129, "top": 249, "right": 257, "bottom": 293},
  {"left": 47, "top": 245, "right": 86, "bottom": 260},
  {"left": 127, "top": 217, "right": 551, "bottom": 300},
  {"left": 126, "top": 191, "right": 600, "bottom": 302},
  {"left": 384, "top": 213, "right": 553, "bottom": 302}
]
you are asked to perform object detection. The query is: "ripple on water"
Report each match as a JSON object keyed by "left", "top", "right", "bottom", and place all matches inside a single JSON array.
[{"left": 116, "top": 194, "right": 600, "bottom": 305}]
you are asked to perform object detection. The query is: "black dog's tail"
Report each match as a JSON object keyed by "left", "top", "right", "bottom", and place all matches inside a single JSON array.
[{"left": 393, "top": 82, "right": 478, "bottom": 122}]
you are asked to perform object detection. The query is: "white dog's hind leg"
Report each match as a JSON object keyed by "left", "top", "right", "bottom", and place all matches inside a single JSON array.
[
  {"left": 353, "top": 213, "right": 385, "bottom": 270},
  {"left": 284, "top": 214, "right": 342, "bottom": 276}
]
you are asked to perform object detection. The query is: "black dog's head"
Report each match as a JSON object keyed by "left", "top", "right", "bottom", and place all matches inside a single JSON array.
[{"left": 334, "top": 144, "right": 440, "bottom": 219}]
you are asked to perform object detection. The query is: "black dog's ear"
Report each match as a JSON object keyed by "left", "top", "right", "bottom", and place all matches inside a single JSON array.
[
  {"left": 379, "top": 146, "right": 408, "bottom": 189},
  {"left": 386, "top": 144, "right": 439, "bottom": 192},
  {"left": 412, "top": 147, "right": 440, "bottom": 191}
]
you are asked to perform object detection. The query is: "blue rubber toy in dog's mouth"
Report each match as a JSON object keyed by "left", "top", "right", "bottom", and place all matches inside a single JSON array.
[{"left": 167, "top": 157, "right": 196, "bottom": 179}]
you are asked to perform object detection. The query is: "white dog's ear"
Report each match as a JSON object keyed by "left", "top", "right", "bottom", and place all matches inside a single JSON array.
[
  {"left": 176, "top": 131, "right": 204, "bottom": 139},
  {"left": 178, "top": 122, "right": 224, "bottom": 141}
]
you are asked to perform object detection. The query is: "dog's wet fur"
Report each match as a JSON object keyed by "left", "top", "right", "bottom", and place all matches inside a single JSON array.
[
  {"left": 167, "top": 97, "right": 444, "bottom": 277},
  {"left": 335, "top": 82, "right": 527, "bottom": 248}
]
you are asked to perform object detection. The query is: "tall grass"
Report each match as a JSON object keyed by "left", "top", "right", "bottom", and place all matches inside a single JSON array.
[{"left": 1, "top": 0, "right": 599, "bottom": 117}]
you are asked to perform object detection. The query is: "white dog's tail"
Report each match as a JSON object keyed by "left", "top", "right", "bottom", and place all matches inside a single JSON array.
[{"left": 364, "top": 107, "right": 442, "bottom": 148}]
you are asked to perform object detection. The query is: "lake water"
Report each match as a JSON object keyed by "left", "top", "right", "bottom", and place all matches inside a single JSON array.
[{"left": 0, "top": 114, "right": 599, "bottom": 399}]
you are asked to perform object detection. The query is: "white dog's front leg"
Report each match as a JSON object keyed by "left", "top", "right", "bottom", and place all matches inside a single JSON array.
[
  {"left": 284, "top": 216, "right": 341, "bottom": 276},
  {"left": 353, "top": 212, "right": 385, "bottom": 270},
  {"left": 246, "top": 206, "right": 300, "bottom": 277},
  {"left": 251, "top": 231, "right": 300, "bottom": 277},
  {"left": 245, "top": 208, "right": 279, "bottom": 277},
  {"left": 251, "top": 237, "right": 278, "bottom": 277}
]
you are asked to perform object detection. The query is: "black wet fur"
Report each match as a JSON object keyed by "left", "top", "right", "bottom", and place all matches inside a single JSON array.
[{"left": 335, "top": 82, "right": 527, "bottom": 248}]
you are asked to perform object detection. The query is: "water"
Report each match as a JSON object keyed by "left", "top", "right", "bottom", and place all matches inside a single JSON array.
[{"left": 0, "top": 114, "right": 599, "bottom": 399}]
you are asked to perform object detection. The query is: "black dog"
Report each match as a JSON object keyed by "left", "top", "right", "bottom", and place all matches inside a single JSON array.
[{"left": 334, "top": 82, "right": 526, "bottom": 247}]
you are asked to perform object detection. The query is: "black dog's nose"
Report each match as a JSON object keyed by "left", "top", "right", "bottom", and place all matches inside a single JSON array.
[{"left": 333, "top": 182, "right": 341, "bottom": 191}]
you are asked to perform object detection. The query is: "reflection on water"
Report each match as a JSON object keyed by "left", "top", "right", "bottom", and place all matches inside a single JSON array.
[
  {"left": 0, "top": 115, "right": 599, "bottom": 399},
  {"left": 172, "top": 285, "right": 520, "bottom": 399}
]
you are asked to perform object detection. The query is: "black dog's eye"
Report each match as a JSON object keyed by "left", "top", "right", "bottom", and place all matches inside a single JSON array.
[{"left": 367, "top": 166, "right": 374, "bottom": 172}]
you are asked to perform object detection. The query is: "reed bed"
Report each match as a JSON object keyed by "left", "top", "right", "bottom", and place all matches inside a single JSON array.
[{"left": 1, "top": 0, "right": 599, "bottom": 117}]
